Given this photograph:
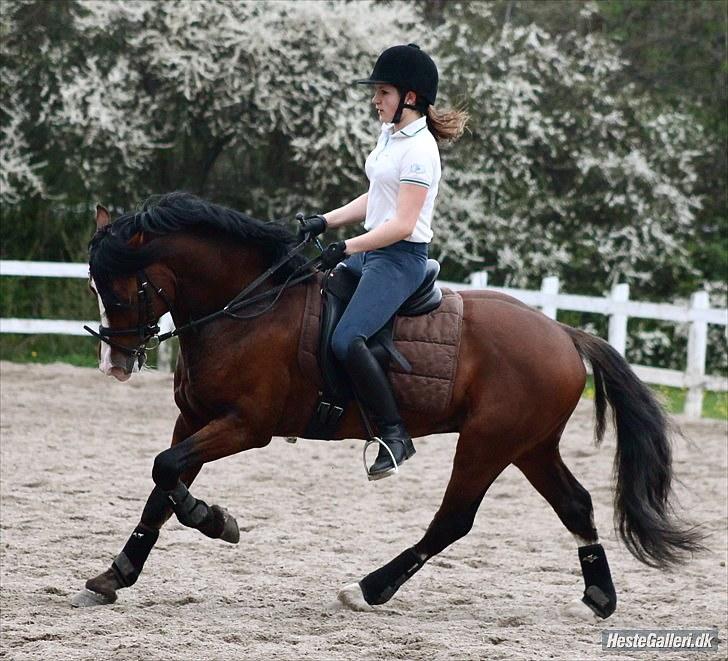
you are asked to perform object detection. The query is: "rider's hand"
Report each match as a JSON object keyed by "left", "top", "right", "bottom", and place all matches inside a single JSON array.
[
  {"left": 297, "top": 214, "right": 328, "bottom": 243},
  {"left": 319, "top": 240, "right": 348, "bottom": 269}
]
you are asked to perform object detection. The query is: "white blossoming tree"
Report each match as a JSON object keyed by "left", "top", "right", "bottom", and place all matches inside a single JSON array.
[
  {"left": 429, "top": 2, "right": 706, "bottom": 294},
  {"left": 57, "top": 0, "right": 417, "bottom": 215},
  {"left": 0, "top": 1, "right": 712, "bottom": 289}
]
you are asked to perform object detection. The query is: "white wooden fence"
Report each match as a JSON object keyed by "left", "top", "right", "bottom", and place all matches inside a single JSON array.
[
  {"left": 0, "top": 260, "right": 176, "bottom": 371},
  {"left": 1, "top": 260, "right": 726, "bottom": 418}
]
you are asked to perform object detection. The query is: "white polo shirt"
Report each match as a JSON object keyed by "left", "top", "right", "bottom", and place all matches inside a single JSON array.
[{"left": 363, "top": 116, "right": 441, "bottom": 243}]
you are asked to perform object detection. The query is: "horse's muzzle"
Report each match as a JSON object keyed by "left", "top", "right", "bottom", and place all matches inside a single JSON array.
[
  {"left": 99, "top": 345, "right": 143, "bottom": 381},
  {"left": 105, "top": 365, "right": 132, "bottom": 382}
]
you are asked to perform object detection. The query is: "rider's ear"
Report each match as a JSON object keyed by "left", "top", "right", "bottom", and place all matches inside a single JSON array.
[{"left": 95, "top": 205, "right": 111, "bottom": 229}]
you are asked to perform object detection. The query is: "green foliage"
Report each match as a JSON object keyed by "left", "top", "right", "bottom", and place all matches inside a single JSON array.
[
  {"left": 704, "top": 390, "right": 728, "bottom": 420},
  {"left": 0, "top": 334, "right": 173, "bottom": 369},
  {"left": 0, "top": 276, "right": 95, "bottom": 319},
  {"left": 0, "top": 273, "right": 95, "bottom": 366},
  {"left": 0, "top": 204, "right": 92, "bottom": 262},
  {"left": 583, "top": 375, "right": 727, "bottom": 420},
  {"left": 594, "top": 0, "right": 728, "bottom": 297},
  {"left": 0, "top": 335, "right": 98, "bottom": 367}
]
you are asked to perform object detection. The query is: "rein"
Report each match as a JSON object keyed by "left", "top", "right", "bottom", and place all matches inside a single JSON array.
[{"left": 85, "top": 240, "right": 321, "bottom": 360}]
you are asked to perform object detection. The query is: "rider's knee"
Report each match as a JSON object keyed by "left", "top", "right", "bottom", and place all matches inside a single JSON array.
[{"left": 332, "top": 329, "right": 362, "bottom": 363}]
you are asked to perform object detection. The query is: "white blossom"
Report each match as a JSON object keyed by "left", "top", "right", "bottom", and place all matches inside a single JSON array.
[
  {"left": 1, "top": 0, "right": 710, "bottom": 295},
  {"left": 430, "top": 3, "right": 707, "bottom": 292}
]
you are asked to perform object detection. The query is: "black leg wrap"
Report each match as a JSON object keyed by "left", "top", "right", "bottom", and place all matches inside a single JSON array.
[
  {"left": 166, "top": 482, "right": 224, "bottom": 539},
  {"left": 141, "top": 487, "right": 173, "bottom": 529},
  {"left": 111, "top": 524, "right": 159, "bottom": 588},
  {"left": 579, "top": 543, "right": 617, "bottom": 619},
  {"left": 359, "top": 547, "right": 426, "bottom": 605}
]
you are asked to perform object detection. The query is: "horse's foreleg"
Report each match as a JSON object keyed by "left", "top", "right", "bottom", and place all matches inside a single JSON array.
[
  {"left": 515, "top": 444, "right": 616, "bottom": 620},
  {"left": 338, "top": 431, "right": 508, "bottom": 610},
  {"left": 73, "top": 416, "right": 202, "bottom": 607},
  {"left": 78, "top": 468, "right": 202, "bottom": 606},
  {"left": 150, "top": 415, "right": 251, "bottom": 543}
]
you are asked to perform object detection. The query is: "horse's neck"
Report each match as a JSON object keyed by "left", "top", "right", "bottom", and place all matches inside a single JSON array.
[
  {"left": 162, "top": 233, "right": 308, "bottom": 381},
  {"left": 166, "top": 235, "right": 267, "bottom": 324}
]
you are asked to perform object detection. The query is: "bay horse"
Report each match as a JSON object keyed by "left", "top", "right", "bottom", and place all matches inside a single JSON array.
[{"left": 75, "top": 192, "right": 702, "bottom": 617}]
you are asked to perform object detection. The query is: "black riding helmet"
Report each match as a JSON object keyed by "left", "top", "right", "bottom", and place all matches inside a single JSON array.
[{"left": 355, "top": 43, "right": 438, "bottom": 124}]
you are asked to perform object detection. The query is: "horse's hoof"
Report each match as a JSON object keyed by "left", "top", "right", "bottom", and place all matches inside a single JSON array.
[
  {"left": 70, "top": 588, "right": 116, "bottom": 608},
  {"left": 219, "top": 508, "right": 240, "bottom": 544},
  {"left": 337, "top": 582, "right": 372, "bottom": 611},
  {"left": 560, "top": 598, "right": 600, "bottom": 622},
  {"left": 582, "top": 586, "right": 616, "bottom": 619}
]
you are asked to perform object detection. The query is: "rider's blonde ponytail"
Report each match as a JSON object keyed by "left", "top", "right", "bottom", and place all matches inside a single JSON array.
[{"left": 426, "top": 105, "right": 469, "bottom": 143}]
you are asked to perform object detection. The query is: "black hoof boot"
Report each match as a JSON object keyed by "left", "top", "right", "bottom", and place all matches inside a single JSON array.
[
  {"left": 579, "top": 543, "right": 617, "bottom": 619},
  {"left": 368, "top": 423, "right": 416, "bottom": 480}
]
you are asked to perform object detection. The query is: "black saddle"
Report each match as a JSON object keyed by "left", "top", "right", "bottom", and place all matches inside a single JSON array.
[{"left": 304, "top": 259, "right": 442, "bottom": 439}]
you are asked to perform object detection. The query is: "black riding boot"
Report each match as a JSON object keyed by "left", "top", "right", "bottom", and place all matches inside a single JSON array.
[{"left": 345, "top": 337, "right": 415, "bottom": 479}]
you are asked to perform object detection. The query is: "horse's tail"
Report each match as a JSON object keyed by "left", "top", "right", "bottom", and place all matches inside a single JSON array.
[{"left": 564, "top": 326, "right": 705, "bottom": 569}]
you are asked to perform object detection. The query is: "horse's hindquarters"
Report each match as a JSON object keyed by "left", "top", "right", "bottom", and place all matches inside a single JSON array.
[{"left": 451, "top": 293, "right": 586, "bottom": 442}]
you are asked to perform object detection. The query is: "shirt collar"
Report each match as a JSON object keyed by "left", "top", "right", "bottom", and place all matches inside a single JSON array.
[{"left": 388, "top": 115, "right": 428, "bottom": 139}]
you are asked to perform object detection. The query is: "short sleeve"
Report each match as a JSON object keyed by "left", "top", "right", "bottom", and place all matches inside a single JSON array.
[{"left": 399, "top": 143, "right": 434, "bottom": 189}]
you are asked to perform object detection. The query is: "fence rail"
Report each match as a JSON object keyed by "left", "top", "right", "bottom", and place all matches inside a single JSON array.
[{"left": 2, "top": 261, "right": 726, "bottom": 418}]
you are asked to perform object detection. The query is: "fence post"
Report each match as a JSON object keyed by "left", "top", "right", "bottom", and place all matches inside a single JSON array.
[
  {"left": 540, "top": 276, "right": 559, "bottom": 319},
  {"left": 685, "top": 290, "right": 709, "bottom": 418},
  {"left": 469, "top": 270, "right": 488, "bottom": 289},
  {"left": 157, "top": 313, "right": 175, "bottom": 372},
  {"left": 608, "top": 283, "right": 630, "bottom": 356}
]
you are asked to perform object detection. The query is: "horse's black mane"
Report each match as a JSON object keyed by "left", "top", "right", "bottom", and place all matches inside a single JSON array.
[{"left": 89, "top": 192, "right": 309, "bottom": 304}]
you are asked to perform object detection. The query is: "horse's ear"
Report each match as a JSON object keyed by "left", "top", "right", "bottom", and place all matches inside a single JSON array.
[
  {"left": 95, "top": 205, "right": 111, "bottom": 229},
  {"left": 128, "top": 232, "right": 144, "bottom": 248}
]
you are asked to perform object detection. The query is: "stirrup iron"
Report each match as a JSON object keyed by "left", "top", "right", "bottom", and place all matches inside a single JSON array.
[{"left": 362, "top": 437, "right": 400, "bottom": 481}]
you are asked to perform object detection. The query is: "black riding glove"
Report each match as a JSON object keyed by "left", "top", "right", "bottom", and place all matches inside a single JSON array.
[
  {"left": 297, "top": 214, "right": 328, "bottom": 243},
  {"left": 319, "top": 240, "right": 348, "bottom": 269}
]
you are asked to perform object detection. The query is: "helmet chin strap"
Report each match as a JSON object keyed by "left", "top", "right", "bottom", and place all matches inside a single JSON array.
[{"left": 392, "top": 88, "right": 419, "bottom": 125}]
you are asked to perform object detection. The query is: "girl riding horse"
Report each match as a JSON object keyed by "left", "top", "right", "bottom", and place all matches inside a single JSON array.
[{"left": 298, "top": 44, "right": 467, "bottom": 479}]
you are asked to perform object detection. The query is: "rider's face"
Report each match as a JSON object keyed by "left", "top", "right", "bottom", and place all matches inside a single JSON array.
[{"left": 372, "top": 84, "right": 400, "bottom": 124}]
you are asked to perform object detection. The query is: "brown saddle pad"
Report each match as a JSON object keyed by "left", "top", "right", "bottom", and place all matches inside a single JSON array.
[{"left": 298, "top": 275, "right": 464, "bottom": 415}]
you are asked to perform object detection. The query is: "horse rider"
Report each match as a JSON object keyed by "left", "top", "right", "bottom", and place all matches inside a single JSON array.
[{"left": 298, "top": 43, "right": 468, "bottom": 479}]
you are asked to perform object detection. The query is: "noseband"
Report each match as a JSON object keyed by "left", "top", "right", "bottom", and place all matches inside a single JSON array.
[{"left": 84, "top": 270, "right": 172, "bottom": 370}]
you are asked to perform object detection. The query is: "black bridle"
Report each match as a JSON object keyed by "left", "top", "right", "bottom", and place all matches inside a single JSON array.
[
  {"left": 85, "top": 239, "right": 320, "bottom": 369},
  {"left": 84, "top": 270, "right": 174, "bottom": 370}
]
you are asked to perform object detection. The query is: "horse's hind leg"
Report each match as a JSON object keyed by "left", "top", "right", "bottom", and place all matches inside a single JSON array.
[
  {"left": 515, "top": 443, "right": 617, "bottom": 619},
  {"left": 338, "top": 429, "right": 510, "bottom": 610}
]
